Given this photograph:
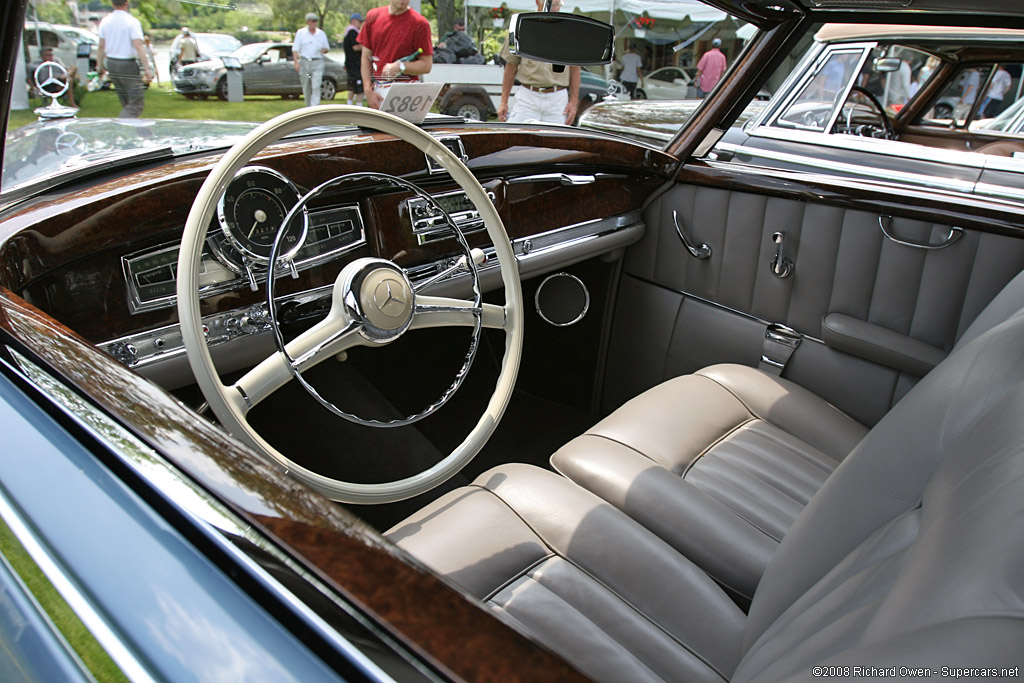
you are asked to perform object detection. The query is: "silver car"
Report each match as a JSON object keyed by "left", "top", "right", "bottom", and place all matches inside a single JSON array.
[{"left": 172, "top": 42, "right": 345, "bottom": 101}]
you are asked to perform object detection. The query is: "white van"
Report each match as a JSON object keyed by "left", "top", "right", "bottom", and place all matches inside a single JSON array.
[{"left": 24, "top": 22, "right": 99, "bottom": 72}]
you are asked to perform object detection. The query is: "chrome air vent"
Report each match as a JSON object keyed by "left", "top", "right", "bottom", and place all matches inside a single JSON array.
[{"left": 425, "top": 136, "right": 469, "bottom": 174}]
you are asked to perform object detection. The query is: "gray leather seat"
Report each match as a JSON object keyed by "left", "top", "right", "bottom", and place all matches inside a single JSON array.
[
  {"left": 552, "top": 363, "right": 866, "bottom": 604},
  {"left": 549, "top": 268, "right": 1024, "bottom": 603},
  {"left": 387, "top": 307, "right": 1024, "bottom": 680}
]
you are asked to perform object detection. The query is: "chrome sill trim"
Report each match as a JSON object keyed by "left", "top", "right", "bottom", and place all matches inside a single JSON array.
[
  {"left": 973, "top": 182, "right": 1024, "bottom": 203},
  {"left": 715, "top": 141, "right": 979, "bottom": 195},
  {"left": 0, "top": 487, "right": 151, "bottom": 682},
  {"left": 743, "top": 124, "right": 992, "bottom": 171},
  {"left": 0, "top": 358, "right": 157, "bottom": 683},
  {"left": 4, "top": 350, "right": 407, "bottom": 683}
]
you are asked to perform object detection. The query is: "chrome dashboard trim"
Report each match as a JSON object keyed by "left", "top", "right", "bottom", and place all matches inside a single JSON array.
[
  {"left": 103, "top": 211, "right": 644, "bottom": 371},
  {"left": 425, "top": 135, "right": 469, "bottom": 174}
]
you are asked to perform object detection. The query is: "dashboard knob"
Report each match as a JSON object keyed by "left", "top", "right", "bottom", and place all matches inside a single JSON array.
[{"left": 110, "top": 342, "right": 138, "bottom": 366}]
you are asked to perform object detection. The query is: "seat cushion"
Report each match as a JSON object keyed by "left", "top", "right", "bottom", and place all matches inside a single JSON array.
[
  {"left": 386, "top": 463, "right": 747, "bottom": 683},
  {"left": 552, "top": 363, "right": 868, "bottom": 602}
]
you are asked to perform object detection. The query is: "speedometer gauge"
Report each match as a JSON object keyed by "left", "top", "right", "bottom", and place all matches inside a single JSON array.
[{"left": 217, "top": 166, "right": 304, "bottom": 263}]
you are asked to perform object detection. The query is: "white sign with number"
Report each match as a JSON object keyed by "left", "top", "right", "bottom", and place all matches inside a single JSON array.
[{"left": 379, "top": 82, "right": 444, "bottom": 125}]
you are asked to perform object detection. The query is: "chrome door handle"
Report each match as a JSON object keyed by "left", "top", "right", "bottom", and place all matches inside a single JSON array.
[
  {"left": 672, "top": 210, "right": 712, "bottom": 260},
  {"left": 879, "top": 215, "right": 963, "bottom": 250},
  {"left": 507, "top": 173, "right": 596, "bottom": 186}
]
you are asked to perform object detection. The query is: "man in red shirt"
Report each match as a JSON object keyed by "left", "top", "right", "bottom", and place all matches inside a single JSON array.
[
  {"left": 358, "top": 0, "right": 434, "bottom": 109},
  {"left": 695, "top": 37, "right": 727, "bottom": 98}
]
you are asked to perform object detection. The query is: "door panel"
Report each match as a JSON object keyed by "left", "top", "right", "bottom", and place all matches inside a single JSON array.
[{"left": 605, "top": 183, "right": 1024, "bottom": 425}]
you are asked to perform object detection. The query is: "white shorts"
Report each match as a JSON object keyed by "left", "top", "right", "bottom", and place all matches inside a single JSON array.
[{"left": 509, "top": 86, "right": 569, "bottom": 125}]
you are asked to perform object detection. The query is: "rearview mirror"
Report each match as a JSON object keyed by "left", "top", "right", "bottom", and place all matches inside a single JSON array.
[
  {"left": 508, "top": 12, "right": 613, "bottom": 65},
  {"left": 873, "top": 57, "right": 902, "bottom": 73}
]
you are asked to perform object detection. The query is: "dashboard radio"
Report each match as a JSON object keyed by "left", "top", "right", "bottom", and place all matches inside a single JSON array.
[{"left": 407, "top": 189, "right": 495, "bottom": 245}]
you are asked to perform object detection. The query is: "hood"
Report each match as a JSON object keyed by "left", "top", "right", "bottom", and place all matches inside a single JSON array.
[
  {"left": 580, "top": 99, "right": 770, "bottom": 143},
  {"left": 2, "top": 117, "right": 259, "bottom": 195}
]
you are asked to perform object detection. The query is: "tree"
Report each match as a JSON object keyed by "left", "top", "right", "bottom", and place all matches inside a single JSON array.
[
  {"left": 426, "top": 0, "right": 461, "bottom": 38},
  {"left": 270, "top": 0, "right": 370, "bottom": 40}
]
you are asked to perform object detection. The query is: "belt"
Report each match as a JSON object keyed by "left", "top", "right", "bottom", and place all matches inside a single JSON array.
[
  {"left": 300, "top": 56, "right": 322, "bottom": 60},
  {"left": 523, "top": 84, "right": 566, "bottom": 93}
]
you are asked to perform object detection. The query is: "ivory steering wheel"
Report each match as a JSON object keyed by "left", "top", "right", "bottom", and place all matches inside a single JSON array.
[{"left": 177, "top": 105, "right": 523, "bottom": 504}]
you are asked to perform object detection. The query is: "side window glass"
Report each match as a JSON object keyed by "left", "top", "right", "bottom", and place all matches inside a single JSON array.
[
  {"left": 921, "top": 65, "right": 992, "bottom": 126},
  {"left": 978, "top": 64, "right": 1022, "bottom": 120},
  {"left": 854, "top": 45, "right": 932, "bottom": 113},
  {"left": 773, "top": 49, "right": 862, "bottom": 131}
]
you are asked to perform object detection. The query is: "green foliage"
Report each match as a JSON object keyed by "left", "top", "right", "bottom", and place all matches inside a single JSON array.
[{"left": 28, "top": 1, "right": 74, "bottom": 24}]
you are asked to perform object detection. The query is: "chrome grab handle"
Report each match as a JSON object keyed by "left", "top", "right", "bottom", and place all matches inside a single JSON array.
[
  {"left": 878, "top": 215, "right": 963, "bottom": 250},
  {"left": 507, "top": 173, "right": 596, "bottom": 186},
  {"left": 771, "top": 231, "right": 794, "bottom": 278},
  {"left": 671, "top": 210, "right": 712, "bottom": 260}
]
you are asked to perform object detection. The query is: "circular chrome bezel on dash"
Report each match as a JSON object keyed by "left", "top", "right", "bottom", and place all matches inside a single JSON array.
[{"left": 217, "top": 166, "right": 305, "bottom": 264}]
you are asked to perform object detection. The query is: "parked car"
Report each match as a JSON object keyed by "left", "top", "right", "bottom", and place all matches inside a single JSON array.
[
  {"left": 712, "top": 23, "right": 1024, "bottom": 202},
  {"left": 172, "top": 42, "right": 345, "bottom": 101},
  {"left": 168, "top": 31, "right": 241, "bottom": 71},
  {"left": 435, "top": 64, "right": 626, "bottom": 122},
  {"left": 636, "top": 65, "right": 698, "bottom": 99},
  {"left": 584, "top": 23, "right": 1024, "bottom": 202},
  {"left": 4, "top": 0, "right": 1024, "bottom": 680},
  {"left": 580, "top": 97, "right": 770, "bottom": 143},
  {"left": 23, "top": 21, "right": 98, "bottom": 71}
]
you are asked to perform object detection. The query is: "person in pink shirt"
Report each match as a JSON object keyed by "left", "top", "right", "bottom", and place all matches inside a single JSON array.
[{"left": 695, "top": 38, "right": 727, "bottom": 98}]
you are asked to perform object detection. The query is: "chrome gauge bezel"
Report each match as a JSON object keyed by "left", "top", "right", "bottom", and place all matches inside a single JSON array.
[{"left": 217, "top": 166, "right": 305, "bottom": 265}]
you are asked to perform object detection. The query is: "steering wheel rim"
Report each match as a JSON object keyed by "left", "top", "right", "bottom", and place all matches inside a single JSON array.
[
  {"left": 177, "top": 105, "right": 524, "bottom": 504},
  {"left": 840, "top": 85, "right": 895, "bottom": 139}
]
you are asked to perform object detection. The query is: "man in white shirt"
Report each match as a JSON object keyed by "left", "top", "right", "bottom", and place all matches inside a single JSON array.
[
  {"left": 97, "top": 0, "right": 153, "bottom": 117},
  {"left": 292, "top": 13, "right": 331, "bottom": 106},
  {"left": 981, "top": 65, "right": 1012, "bottom": 118},
  {"left": 618, "top": 43, "right": 644, "bottom": 99}
]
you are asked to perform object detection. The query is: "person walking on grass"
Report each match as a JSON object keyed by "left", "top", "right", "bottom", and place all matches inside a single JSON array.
[
  {"left": 292, "top": 13, "right": 331, "bottom": 107},
  {"left": 97, "top": 0, "right": 153, "bottom": 118},
  {"left": 343, "top": 13, "right": 365, "bottom": 106}
]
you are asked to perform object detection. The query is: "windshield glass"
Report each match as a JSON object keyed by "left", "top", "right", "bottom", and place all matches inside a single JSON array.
[{"left": 5, "top": 0, "right": 745, "bottom": 199}]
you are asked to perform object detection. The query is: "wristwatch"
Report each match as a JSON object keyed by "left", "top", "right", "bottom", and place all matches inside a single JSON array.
[{"left": 399, "top": 61, "right": 406, "bottom": 74}]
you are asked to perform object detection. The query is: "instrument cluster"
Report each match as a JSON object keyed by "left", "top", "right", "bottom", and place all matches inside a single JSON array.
[{"left": 123, "top": 165, "right": 366, "bottom": 313}]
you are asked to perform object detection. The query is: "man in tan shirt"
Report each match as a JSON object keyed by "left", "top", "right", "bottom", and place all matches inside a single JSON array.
[{"left": 498, "top": 0, "right": 580, "bottom": 125}]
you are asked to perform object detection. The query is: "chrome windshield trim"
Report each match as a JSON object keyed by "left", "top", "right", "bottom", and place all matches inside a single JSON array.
[
  {"left": 715, "top": 140, "right": 979, "bottom": 194},
  {"left": 3, "top": 350, "right": 413, "bottom": 683}
]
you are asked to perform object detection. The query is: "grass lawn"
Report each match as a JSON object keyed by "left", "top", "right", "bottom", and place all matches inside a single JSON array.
[{"left": 9, "top": 82, "right": 320, "bottom": 131}]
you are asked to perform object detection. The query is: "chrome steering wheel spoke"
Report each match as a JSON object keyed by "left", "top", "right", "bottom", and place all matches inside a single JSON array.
[{"left": 412, "top": 296, "right": 507, "bottom": 331}]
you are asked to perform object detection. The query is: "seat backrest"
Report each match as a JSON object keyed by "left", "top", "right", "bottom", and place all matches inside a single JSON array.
[
  {"left": 956, "top": 266, "right": 1024, "bottom": 349},
  {"left": 734, "top": 311, "right": 1024, "bottom": 679}
]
